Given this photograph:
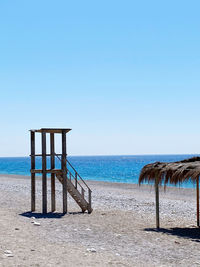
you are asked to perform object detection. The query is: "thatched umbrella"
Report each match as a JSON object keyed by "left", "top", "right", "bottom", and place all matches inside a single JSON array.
[{"left": 139, "top": 157, "right": 200, "bottom": 229}]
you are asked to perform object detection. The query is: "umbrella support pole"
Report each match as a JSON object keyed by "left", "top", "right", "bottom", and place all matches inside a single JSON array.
[
  {"left": 197, "top": 177, "right": 199, "bottom": 227},
  {"left": 155, "top": 176, "right": 160, "bottom": 229}
]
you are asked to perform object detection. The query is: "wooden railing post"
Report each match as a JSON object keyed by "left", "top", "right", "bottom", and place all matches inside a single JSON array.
[
  {"left": 75, "top": 173, "right": 77, "bottom": 189},
  {"left": 81, "top": 187, "right": 85, "bottom": 198},
  {"left": 88, "top": 189, "right": 92, "bottom": 213}
]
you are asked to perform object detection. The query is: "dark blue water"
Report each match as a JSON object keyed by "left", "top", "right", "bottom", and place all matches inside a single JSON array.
[{"left": 0, "top": 155, "right": 198, "bottom": 188}]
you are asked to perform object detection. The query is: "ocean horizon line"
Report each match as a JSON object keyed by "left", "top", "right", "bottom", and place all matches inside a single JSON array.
[{"left": 0, "top": 153, "right": 199, "bottom": 158}]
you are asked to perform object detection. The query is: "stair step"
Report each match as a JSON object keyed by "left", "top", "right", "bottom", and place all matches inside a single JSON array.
[{"left": 56, "top": 172, "right": 91, "bottom": 213}]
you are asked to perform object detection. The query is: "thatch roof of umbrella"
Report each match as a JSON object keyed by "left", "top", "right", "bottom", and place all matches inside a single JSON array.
[
  {"left": 139, "top": 156, "right": 200, "bottom": 186},
  {"left": 138, "top": 156, "right": 200, "bottom": 229}
]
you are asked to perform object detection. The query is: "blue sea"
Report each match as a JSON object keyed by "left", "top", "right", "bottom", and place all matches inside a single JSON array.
[{"left": 0, "top": 155, "right": 198, "bottom": 188}]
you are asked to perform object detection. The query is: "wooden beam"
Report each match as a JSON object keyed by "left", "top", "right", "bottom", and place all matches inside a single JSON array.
[
  {"left": 50, "top": 133, "right": 56, "bottom": 212},
  {"left": 31, "top": 131, "right": 35, "bottom": 211},
  {"left": 62, "top": 130, "right": 67, "bottom": 213},
  {"left": 30, "top": 153, "right": 62, "bottom": 157},
  {"left": 31, "top": 169, "right": 62, "bottom": 174},
  {"left": 155, "top": 176, "right": 160, "bottom": 229},
  {"left": 32, "top": 128, "right": 71, "bottom": 134},
  {"left": 42, "top": 132, "right": 47, "bottom": 214},
  {"left": 197, "top": 177, "right": 199, "bottom": 227}
]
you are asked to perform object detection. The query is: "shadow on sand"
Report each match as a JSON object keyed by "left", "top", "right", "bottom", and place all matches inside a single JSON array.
[
  {"left": 19, "top": 211, "right": 83, "bottom": 219},
  {"left": 144, "top": 227, "right": 200, "bottom": 242}
]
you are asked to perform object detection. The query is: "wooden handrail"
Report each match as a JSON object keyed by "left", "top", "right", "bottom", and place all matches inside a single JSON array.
[
  {"left": 66, "top": 159, "right": 91, "bottom": 190},
  {"left": 54, "top": 153, "right": 91, "bottom": 192}
]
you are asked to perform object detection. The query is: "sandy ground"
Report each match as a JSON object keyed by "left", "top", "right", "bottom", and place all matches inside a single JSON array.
[{"left": 0, "top": 175, "right": 200, "bottom": 267}]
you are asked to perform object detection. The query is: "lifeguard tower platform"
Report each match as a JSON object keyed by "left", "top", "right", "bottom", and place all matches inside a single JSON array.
[{"left": 30, "top": 128, "right": 92, "bottom": 214}]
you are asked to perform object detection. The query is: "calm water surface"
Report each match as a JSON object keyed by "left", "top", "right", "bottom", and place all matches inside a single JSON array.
[{"left": 0, "top": 155, "right": 198, "bottom": 188}]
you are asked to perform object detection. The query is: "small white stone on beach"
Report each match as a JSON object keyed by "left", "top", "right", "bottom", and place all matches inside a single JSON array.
[
  {"left": 4, "top": 250, "right": 12, "bottom": 254},
  {"left": 5, "top": 254, "right": 14, "bottom": 257},
  {"left": 86, "top": 228, "right": 91, "bottom": 231},
  {"left": 115, "top": 253, "right": 120, "bottom": 256},
  {"left": 87, "top": 248, "right": 96, "bottom": 253},
  {"left": 115, "top": 233, "right": 121, "bottom": 237},
  {"left": 100, "top": 247, "right": 105, "bottom": 250},
  {"left": 74, "top": 229, "right": 77, "bottom": 231},
  {"left": 33, "top": 222, "right": 40, "bottom": 226}
]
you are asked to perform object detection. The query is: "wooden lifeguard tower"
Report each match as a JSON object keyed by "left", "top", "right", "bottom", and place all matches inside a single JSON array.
[{"left": 30, "top": 128, "right": 92, "bottom": 214}]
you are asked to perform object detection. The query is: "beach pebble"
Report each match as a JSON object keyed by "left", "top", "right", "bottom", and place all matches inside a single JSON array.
[
  {"left": 15, "top": 228, "right": 19, "bottom": 230},
  {"left": 115, "top": 253, "right": 120, "bottom": 256},
  {"left": 87, "top": 248, "right": 96, "bottom": 253},
  {"left": 31, "top": 216, "right": 36, "bottom": 219},
  {"left": 115, "top": 233, "right": 122, "bottom": 237},
  {"left": 86, "top": 228, "right": 91, "bottom": 231},
  {"left": 4, "top": 250, "right": 14, "bottom": 257},
  {"left": 5, "top": 254, "right": 14, "bottom": 257},
  {"left": 33, "top": 222, "right": 40, "bottom": 226},
  {"left": 4, "top": 250, "right": 12, "bottom": 254}
]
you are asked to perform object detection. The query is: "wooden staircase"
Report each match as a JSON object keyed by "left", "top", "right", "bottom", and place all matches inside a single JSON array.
[{"left": 55, "top": 156, "right": 92, "bottom": 213}]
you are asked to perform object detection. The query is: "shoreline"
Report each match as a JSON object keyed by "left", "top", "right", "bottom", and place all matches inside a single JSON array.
[{"left": 0, "top": 173, "right": 196, "bottom": 190}]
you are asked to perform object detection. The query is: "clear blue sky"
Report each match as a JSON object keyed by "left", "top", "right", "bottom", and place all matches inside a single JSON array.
[{"left": 0, "top": 0, "right": 200, "bottom": 156}]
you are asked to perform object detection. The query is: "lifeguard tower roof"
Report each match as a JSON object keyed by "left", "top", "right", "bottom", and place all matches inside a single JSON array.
[{"left": 30, "top": 128, "right": 72, "bottom": 133}]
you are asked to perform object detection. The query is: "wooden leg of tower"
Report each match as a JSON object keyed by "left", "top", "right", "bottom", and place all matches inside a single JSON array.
[
  {"left": 50, "top": 133, "right": 56, "bottom": 212},
  {"left": 62, "top": 131, "right": 67, "bottom": 214},
  {"left": 42, "top": 132, "right": 47, "bottom": 214},
  {"left": 51, "top": 174, "right": 55, "bottom": 212},
  {"left": 31, "top": 173, "right": 35, "bottom": 211},
  {"left": 31, "top": 131, "right": 36, "bottom": 211}
]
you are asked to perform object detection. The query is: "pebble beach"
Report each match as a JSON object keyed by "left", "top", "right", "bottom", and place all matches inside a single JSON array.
[{"left": 0, "top": 174, "right": 200, "bottom": 267}]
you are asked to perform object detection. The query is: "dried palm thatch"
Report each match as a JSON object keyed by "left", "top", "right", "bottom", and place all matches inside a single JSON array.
[{"left": 139, "top": 156, "right": 200, "bottom": 186}]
